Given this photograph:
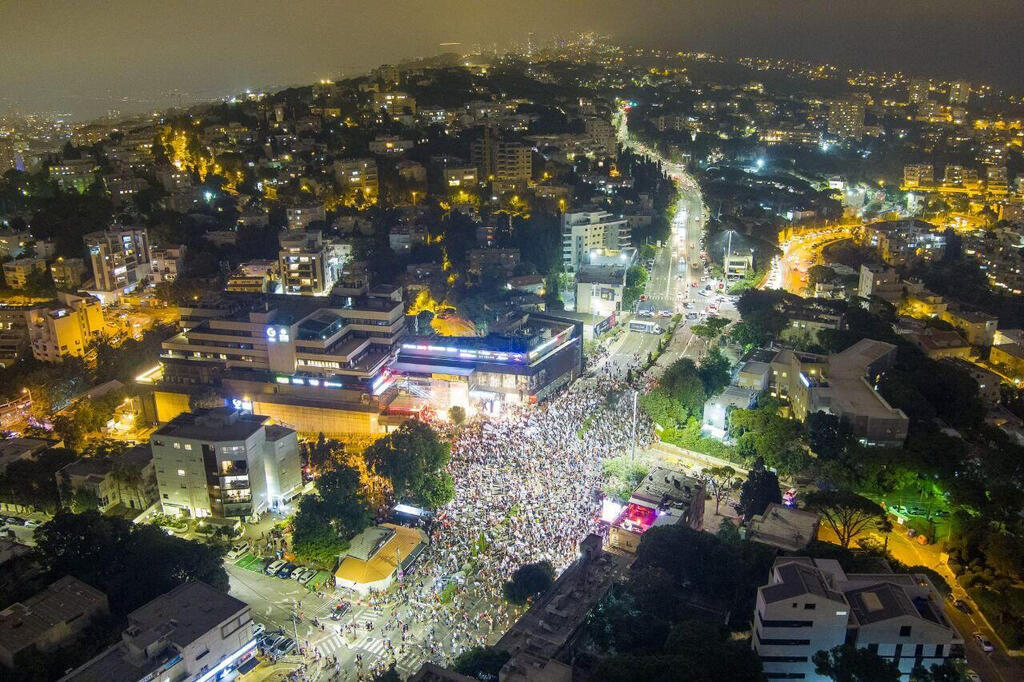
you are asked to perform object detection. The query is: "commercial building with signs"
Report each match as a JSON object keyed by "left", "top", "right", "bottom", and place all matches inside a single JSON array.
[
  {"left": 150, "top": 407, "right": 301, "bottom": 520},
  {"left": 754, "top": 557, "right": 963, "bottom": 681},
  {"left": 61, "top": 581, "right": 254, "bottom": 682},
  {"left": 392, "top": 313, "right": 583, "bottom": 412},
  {"left": 145, "top": 287, "right": 406, "bottom": 436}
]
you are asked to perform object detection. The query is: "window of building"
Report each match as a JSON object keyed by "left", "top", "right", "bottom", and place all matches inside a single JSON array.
[
  {"left": 173, "top": 442, "right": 181, "bottom": 449},
  {"left": 803, "top": 603, "right": 816, "bottom": 610},
  {"left": 177, "top": 469, "right": 186, "bottom": 476},
  {"left": 184, "top": 443, "right": 193, "bottom": 451},
  {"left": 899, "top": 625, "right": 912, "bottom": 637}
]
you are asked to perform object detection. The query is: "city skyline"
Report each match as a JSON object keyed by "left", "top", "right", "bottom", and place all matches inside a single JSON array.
[{"left": 2, "top": 0, "right": 1024, "bottom": 120}]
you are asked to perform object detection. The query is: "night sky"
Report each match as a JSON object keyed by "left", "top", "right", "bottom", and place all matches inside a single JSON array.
[{"left": 2, "top": 0, "right": 1023, "bottom": 119}]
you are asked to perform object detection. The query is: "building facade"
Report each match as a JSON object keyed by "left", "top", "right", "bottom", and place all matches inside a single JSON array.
[
  {"left": 151, "top": 408, "right": 301, "bottom": 520},
  {"left": 561, "top": 210, "right": 630, "bottom": 271},
  {"left": 84, "top": 227, "right": 151, "bottom": 303}
]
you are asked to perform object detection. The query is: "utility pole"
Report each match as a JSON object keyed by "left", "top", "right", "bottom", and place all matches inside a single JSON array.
[{"left": 630, "top": 390, "right": 638, "bottom": 462}]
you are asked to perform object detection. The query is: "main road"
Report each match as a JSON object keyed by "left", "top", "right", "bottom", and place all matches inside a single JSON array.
[{"left": 600, "top": 106, "right": 719, "bottom": 379}]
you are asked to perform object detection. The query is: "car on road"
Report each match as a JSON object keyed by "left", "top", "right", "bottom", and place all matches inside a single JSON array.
[
  {"left": 265, "top": 559, "right": 286, "bottom": 576},
  {"left": 226, "top": 542, "right": 249, "bottom": 560},
  {"left": 23, "top": 518, "right": 42, "bottom": 528},
  {"left": 966, "top": 670, "right": 981, "bottom": 682},
  {"left": 329, "top": 602, "right": 350, "bottom": 620},
  {"left": 953, "top": 599, "right": 972, "bottom": 614},
  {"left": 973, "top": 632, "right": 995, "bottom": 652},
  {"left": 276, "top": 562, "right": 298, "bottom": 579},
  {"left": 252, "top": 623, "right": 265, "bottom": 638},
  {"left": 4, "top": 516, "right": 24, "bottom": 526},
  {"left": 657, "top": 310, "right": 673, "bottom": 317}
]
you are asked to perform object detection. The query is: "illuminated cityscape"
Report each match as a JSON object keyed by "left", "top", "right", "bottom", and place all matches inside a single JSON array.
[{"left": 1, "top": 4, "right": 1024, "bottom": 682}]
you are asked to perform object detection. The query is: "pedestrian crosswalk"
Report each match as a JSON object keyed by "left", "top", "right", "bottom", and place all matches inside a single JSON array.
[{"left": 314, "top": 633, "right": 423, "bottom": 673}]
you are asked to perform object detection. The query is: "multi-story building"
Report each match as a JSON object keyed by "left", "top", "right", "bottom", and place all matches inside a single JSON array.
[
  {"left": 368, "top": 135, "right": 414, "bottom": 155},
  {"left": 755, "top": 338, "right": 909, "bottom": 446},
  {"left": 150, "top": 407, "right": 301, "bottom": 519},
  {"left": 60, "top": 582, "right": 255, "bottom": 682},
  {"left": 83, "top": 227, "right": 151, "bottom": 304},
  {"left": 443, "top": 165, "right": 479, "bottom": 190},
  {"left": 0, "top": 230, "right": 31, "bottom": 260},
  {"left": 948, "top": 80, "right": 970, "bottom": 105},
  {"left": 2, "top": 257, "right": 46, "bottom": 289},
  {"left": 583, "top": 117, "right": 617, "bottom": 152},
  {"left": 393, "top": 313, "right": 583, "bottom": 410},
  {"left": 278, "top": 230, "right": 349, "bottom": 296},
  {"left": 857, "top": 264, "right": 901, "bottom": 302},
  {"left": 902, "top": 164, "right": 934, "bottom": 188},
  {"left": 49, "top": 257, "right": 87, "bottom": 290},
  {"left": 908, "top": 78, "right": 931, "bottom": 104},
  {"left": 0, "top": 577, "right": 109, "bottom": 669},
  {"left": 471, "top": 127, "right": 532, "bottom": 193},
  {"left": 285, "top": 204, "right": 326, "bottom": 231},
  {"left": 148, "top": 288, "right": 406, "bottom": 435},
  {"left": 56, "top": 444, "right": 156, "bottom": 513},
  {"left": 48, "top": 159, "right": 98, "bottom": 194},
  {"left": 333, "top": 158, "right": 379, "bottom": 204},
  {"left": 826, "top": 99, "right": 865, "bottom": 140},
  {"left": 754, "top": 557, "right": 963, "bottom": 681},
  {"left": 372, "top": 91, "right": 416, "bottom": 116},
  {"left": 575, "top": 265, "right": 626, "bottom": 317},
  {"left": 226, "top": 260, "right": 279, "bottom": 294},
  {"left": 149, "top": 244, "right": 186, "bottom": 284},
  {"left": 859, "top": 220, "right": 945, "bottom": 267},
  {"left": 26, "top": 293, "right": 105, "bottom": 362},
  {"left": 467, "top": 248, "right": 520, "bottom": 276},
  {"left": 561, "top": 210, "right": 630, "bottom": 271}
]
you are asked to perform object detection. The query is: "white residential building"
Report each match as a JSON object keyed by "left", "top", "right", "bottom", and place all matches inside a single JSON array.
[
  {"left": 149, "top": 244, "right": 186, "bottom": 283},
  {"left": 83, "top": 227, "right": 151, "bottom": 304},
  {"left": 278, "top": 230, "right": 349, "bottom": 296},
  {"left": 561, "top": 210, "right": 630, "bottom": 271},
  {"left": 754, "top": 557, "right": 963, "bottom": 680},
  {"left": 150, "top": 408, "right": 301, "bottom": 520}
]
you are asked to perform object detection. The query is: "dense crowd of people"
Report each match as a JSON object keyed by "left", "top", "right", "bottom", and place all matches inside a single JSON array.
[{"left": 289, "top": 361, "right": 654, "bottom": 680}]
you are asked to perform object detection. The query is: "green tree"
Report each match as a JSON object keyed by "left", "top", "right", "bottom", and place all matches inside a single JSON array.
[
  {"left": 805, "top": 490, "right": 888, "bottom": 549},
  {"left": 703, "top": 465, "right": 742, "bottom": 515},
  {"left": 813, "top": 644, "right": 901, "bottom": 682},
  {"left": 659, "top": 358, "right": 706, "bottom": 417},
  {"left": 503, "top": 561, "right": 555, "bottom": 604},
  {"left": 364, "top": 420, "right": 454, "bottom": 508},
  {"left": 697, "top": 347, "right": 732, "bottom": 396},
  {"left": 34, "top": 510, "right": 227, "bottom": 614},
  {"left": 452, "top": 646, "right": 511, "bottom": 681},
  {"left": 0, "top": 447, "right": 77, "bottom": 512},
  {"left": 739, "top": 459, "right": 782, "bottom": 519},
  {"left": 303, "top": 433, "right": 345, "bottom": 477},
  {"left": 806, "top": 411, "right": 852, "bottom": 461},
  {"left": 189, "top": 386, "right": 223, "bottom": 411},
  {"left": 316, "top": 462, "right": 374, "bottom": 538}
]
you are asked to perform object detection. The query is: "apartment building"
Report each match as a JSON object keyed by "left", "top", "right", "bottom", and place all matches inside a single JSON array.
[
  {"left": 61, "top": 582, "right": 254, "bottom": 682},
  {"left": 285, "top": 204, "right": 326, "bottom": 231},
  {"left": 83, "top": 227, "right": 151, "bottom": 304},
  {"left": 471, "top": 127, "right": 532, "bottom": 193},
  {"left": 368, "top": 135, "right": 414, "bottom": 155},
  {"left": 49, "top": 159, "right": 98, "bottom": 194},
  {"left": 827, "top": 99, "right": 866, "bottom": 140},
  {"left": 26, "top": 292, "right": 105, "bottom": 362},
  {"left": 149, "top": 244, "right": 186, "bottom": 284},
  {"left": 443, "top": 165, "right": 479, "bottom": 189},
  {"left": 561, "top": 209, "right": 630, "bottom": 271},
  {"left": 2, "top": 257, "right": 46, "bottom": 289},
  {"left": 49, "top": 257, "right": 88, "bottom": 290},
  {"left": 151, "top": 407, "right": 300, "bottom": 519},
  {"left": 754, "top": 557, "right": 963, "bottom": 680},
  {"left": 858, "top": 220, "right": 945, "bottom": 267},
  {"left": 57, "top": 444, "right": 157, "bottom": 513},
  {"left": 333, "top": 158, "right": 379, "bottom": 203},
  {"left": 278, "top": 230, "right": 349, "bottom": 296}
]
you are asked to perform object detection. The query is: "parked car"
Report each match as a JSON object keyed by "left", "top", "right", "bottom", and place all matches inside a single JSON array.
[
  {"left": 265, "top": 559, "right": 286, "bottom": 576},
  {"left": 974, "top": 632, "right": 995, "bottom": 653},
  {"left": 23, "top": 518, "right": 42, "bottom": 528},
  {"left": 252, "top": 623, "right": 266, "bottom": 638},
  {"left": 270, "top": 637, "right": 296, "bottom": 656},
  {"left": 4, "top": 516, "right": 24, "bottom": 526},
  {"left": 276, "top": 562, "right": 298, "bottom": 579},
  {"left": 292, "top": 567, "right": 314, "bottom": 583},
  {"left": 226, "top": 542, "right": 249, "bottom": 560}
]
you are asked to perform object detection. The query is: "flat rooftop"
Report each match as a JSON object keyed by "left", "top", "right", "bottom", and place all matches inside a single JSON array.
[{"left": 153, "top": 407, "right": 270, "bottom": 442}]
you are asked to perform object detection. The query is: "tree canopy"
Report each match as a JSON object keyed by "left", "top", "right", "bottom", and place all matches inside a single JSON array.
[
  {"left": 813, "top": 644, "right": 901, "bottom": 682},
  {"left": 804, "top": 490, "right": 887, "bottom": 549},
  {"left": 504, "top": 561, "right": 555, "bottom": 604},
  {"left": 364, "top": 420, "right": 454, "bottom": 508}
]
